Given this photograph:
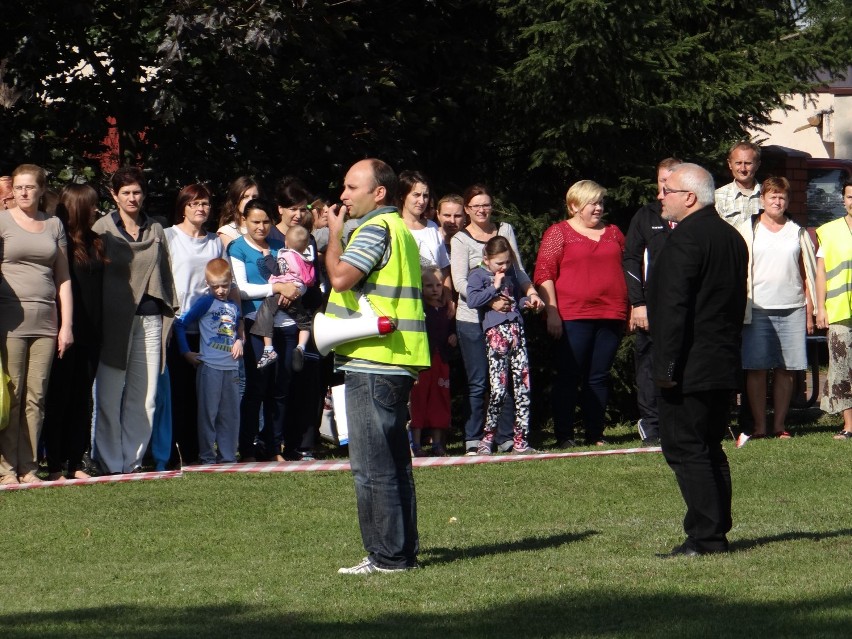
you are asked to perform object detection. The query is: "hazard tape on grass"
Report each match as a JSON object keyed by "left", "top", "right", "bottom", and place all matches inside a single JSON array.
[
  {"left": 0, "top": 469, "right": 183, "bottom": 491},
  {"left": 0, "top": 447, "right": 662, "bottom": 488},
  {"left": 183, "top": 446, "right": 662, "bottom": 474}
]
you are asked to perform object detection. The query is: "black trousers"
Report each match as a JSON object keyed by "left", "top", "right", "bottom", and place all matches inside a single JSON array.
[
  {"left": 658, "top": 387, "right": 732, "bottom": 552},
  {"left": 167, "top": 336, "right": 200, "bottom": 465},
  {"left": 43, "top": 343, "right": 99, "bottom": 475},
  {"left": 634, "top": 330, "right": 659, "bottom": 440}
]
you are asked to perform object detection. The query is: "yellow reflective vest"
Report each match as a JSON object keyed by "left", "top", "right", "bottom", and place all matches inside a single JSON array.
[
  {"left": 326, "top": 212, "right": 430, "bottom": 368},
  {"left": 816, "top": 216, "right": 852, "bottom": 324}
]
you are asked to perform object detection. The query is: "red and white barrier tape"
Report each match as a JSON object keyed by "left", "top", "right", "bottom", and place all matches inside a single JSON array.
[
  {"left": 0, "top": 469, "right": 182, "bottom": 491},
  {"left": 0, "top": 447, "right": 662, "bottom": 489},
  {"left": 183, "top": 446, "right": 662, "bottom": 474}
]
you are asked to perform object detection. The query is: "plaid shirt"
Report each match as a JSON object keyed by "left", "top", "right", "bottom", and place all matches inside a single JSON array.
[{"left": 714, "top": 181, "right": 761, "bottom": 227}]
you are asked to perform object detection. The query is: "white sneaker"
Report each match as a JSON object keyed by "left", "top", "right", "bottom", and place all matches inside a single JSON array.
[{"left": 338, "top": 557, "right": 414, "bottom": 575}]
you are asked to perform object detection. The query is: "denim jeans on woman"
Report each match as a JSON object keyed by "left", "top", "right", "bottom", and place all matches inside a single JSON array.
[
  {"left": 239, "top": 319, "right": 297, "bottom": 459},
  {"left": 553, "top": 319, "right": 623, "bottom": 444},
  {"left": 344, "top": 371, "right": 418, "bottom": 569}
]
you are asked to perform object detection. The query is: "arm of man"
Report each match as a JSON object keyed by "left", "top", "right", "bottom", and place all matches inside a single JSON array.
[
  {"left": 325, "top": 204, "right": 387, "bottom": 292},
  {"left": 650, "top": 234, "right": 701, "bottom": 387},
  {"left": 623, "top": 210, "right": 649, "bottom": 331}
]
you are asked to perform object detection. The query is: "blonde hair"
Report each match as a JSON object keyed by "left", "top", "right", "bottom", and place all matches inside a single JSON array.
[
  {"left": 285, "top": 224, "right": 310, "bottom": 252},
  {"left": 421, "top": 264, "right": 441, "bottom": 282},
  {"left": 565, "top": 180, "right": 606, "bottom": 217}
]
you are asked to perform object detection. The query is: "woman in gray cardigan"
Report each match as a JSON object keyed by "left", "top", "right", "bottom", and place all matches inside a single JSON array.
[
  {"left": 450, "top": 184, "right": 531, "bottom": 455},
  {"left": 92, "top": 167, "right": 177, "bottom": 474}
]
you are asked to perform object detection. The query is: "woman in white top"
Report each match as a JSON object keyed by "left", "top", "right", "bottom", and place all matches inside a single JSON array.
[
  {"left": 736, "top": 177, "right": 816, "bottom": 440},
  {"left": 450, "top": 183, "right": 537, "bottom": 454},
  {"left": 397, "top": 171, "right": 452, "bottom": 305},
  {"left": 165, "top": 184, "right": 226, "bottom": 465},
  {"left": 216, "top": 176, "right": 260, "bottom": 250}
]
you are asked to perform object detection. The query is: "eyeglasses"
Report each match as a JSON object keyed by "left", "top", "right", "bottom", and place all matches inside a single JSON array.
[
  {"left": 187, "top": 202, "right": 211, "bottom": 209},
  {"left": 468, "top": 203, "right": 493, "bottom": 211},
  {"left": 13, "top": 185, "right": 38, "bottom": 193},
  {"left": 661, "top": 186, "right": 691, "bottom": 197}
]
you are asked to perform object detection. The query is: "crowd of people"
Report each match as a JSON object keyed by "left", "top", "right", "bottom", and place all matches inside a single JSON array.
[{"left": 1, "top": 143, "right": 851, "bottom": 492}]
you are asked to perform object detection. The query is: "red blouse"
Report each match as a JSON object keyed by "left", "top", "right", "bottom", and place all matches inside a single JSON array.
[{"left": 534, "top": 221, "right": 628, "bottom": 321}]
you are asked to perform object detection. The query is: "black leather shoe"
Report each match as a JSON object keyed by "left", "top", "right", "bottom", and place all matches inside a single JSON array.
[{"left": 656, "top": 543, "right": 701, "bottom": 558}]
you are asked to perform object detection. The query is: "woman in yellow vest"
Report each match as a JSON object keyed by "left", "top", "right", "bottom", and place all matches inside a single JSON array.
[{"left": 815, "top": 177, "right": 852, "bottom": 440}]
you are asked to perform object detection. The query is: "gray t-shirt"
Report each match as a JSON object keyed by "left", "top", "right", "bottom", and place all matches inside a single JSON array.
[{"left": 0, "top": 210, "right": 67, "bottom": 337}]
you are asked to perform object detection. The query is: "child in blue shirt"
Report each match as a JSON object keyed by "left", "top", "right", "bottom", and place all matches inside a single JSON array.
[
  {"left": 467, "top": 236, "right": 543, "bottom": 454},
  {"left": 174, "top": 258, "right": 245, "bottom": 464}
]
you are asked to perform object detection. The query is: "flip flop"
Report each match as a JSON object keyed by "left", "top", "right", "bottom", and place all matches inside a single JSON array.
[{"left": 833, "top": 430, "right": 852, "bottom": 440}]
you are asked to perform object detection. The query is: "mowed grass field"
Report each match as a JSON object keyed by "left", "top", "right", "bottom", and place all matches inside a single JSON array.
[{"left": 2, "top": 415, "right": 850, "bottom": 639}]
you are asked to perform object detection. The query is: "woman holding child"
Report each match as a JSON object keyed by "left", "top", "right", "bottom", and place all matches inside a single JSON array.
[
  {"left": 271, "top": 177, "right": 324, "bottom": 459},
  {"left": 227, "top": 198, "right": 302, "bottom": 461}
]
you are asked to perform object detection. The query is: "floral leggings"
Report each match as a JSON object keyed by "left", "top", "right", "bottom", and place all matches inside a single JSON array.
[{"left": 483, "top": 320, "right": 530, "bottom": 448}]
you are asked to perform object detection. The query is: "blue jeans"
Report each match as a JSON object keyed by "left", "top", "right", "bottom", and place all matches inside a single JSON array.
[
  {"left": 457, "top": 320, "right": 516, "bottom": 449},
  {"left": 553, "top": 319, "right": 623, "bottom": 444},
  {"left": 240, "top": 320, "right": 298, "bottom": 458},
  {"left": 345, "top": 371, "right": 418, "bottom": 568},
  {"left": 196, "top": 364, "right": 240, "bottom": 464}
]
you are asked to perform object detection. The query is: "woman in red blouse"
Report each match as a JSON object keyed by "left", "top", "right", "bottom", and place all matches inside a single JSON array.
[{"left": 535, "top": 180, "right": 628, "bottom": 446}]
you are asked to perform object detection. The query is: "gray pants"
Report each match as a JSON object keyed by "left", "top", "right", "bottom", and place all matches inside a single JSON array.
[{"left": 196, "top": 364, "right": 240, "bottom": 464}]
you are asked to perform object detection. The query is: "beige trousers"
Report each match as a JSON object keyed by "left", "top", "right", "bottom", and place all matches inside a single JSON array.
[{"left": 0, "top": 336, "right": 56, "bottom": 477}]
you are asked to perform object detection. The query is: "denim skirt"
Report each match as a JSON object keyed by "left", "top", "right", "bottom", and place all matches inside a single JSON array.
[{"left": 741, "top": 306, "right": 807, "bottom": 370}]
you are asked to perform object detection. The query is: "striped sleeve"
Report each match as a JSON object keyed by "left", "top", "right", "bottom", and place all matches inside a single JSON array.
[{"left": 340, "top": 223, "right": 389, "bottom": 274}]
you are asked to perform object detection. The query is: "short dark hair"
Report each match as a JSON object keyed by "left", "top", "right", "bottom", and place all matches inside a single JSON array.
[
  {"left": 369, "top": 159, "right": 397, "bottom": 205},
  {"left": 242, "top": 198, "right": 277, "bottom": 222},
  {"left": 842, "top": 177, "right": 852, "bottom": 198},
  {"left": 111, "top": 166, "right": 147, "bottom": 195},
  {"left": 274, "top": 176, "right": 311, "bottom": 208}
]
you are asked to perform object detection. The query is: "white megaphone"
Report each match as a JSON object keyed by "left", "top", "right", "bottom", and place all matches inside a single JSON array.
[{"left": 313, "top": 294, "right": 396, "bottom": 356}]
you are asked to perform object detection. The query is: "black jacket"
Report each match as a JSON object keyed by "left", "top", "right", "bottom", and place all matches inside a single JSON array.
[
  {"left": 622, "top": 201, "right": 673, "bottom": 307},
  {"left": 648, "top": 206, "right": 748, "bottom": 393}
]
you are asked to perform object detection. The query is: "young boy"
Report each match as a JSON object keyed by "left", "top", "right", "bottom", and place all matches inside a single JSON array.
[
  {"left": 409, "top": 265, "right": 457, "bottom": 456},
  {"left": 174, "top": 258, "right": 244, "bottom": 464},
  {"left": 251, "top": 225, "right": 316, "bottom": 372}
]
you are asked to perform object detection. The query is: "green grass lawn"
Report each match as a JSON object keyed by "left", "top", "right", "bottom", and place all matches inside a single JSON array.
[{"left": 2, "top": 415, "right": 851, "bottom": 638}]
